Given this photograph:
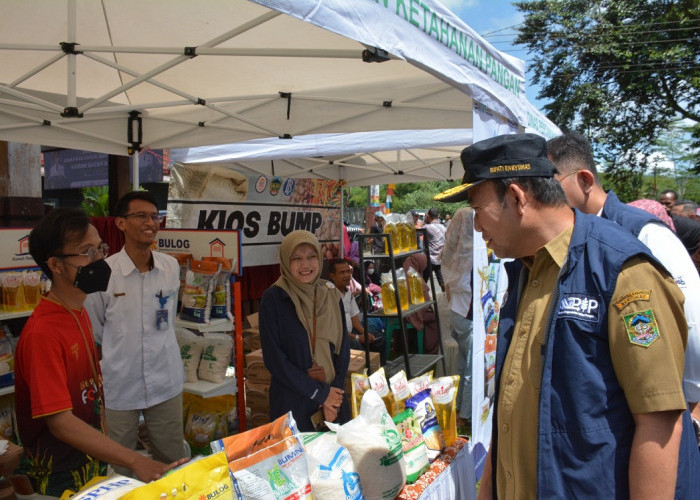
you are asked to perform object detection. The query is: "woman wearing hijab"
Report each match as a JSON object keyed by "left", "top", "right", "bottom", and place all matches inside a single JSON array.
[
  {"left": 259, "top": 230, "right": 351, "bottom": 431},
  {"left": 401, "top": 253, "right": 440, "bottom": 355},
  {"left": 440, "top": 207, "right": 474, "bottom": 427}
]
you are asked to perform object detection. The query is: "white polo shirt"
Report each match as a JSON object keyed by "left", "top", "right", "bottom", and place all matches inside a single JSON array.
[
  {"left": 85, "top": 248, "right": 184, "bottom": 410},
  {"left": 341, "top": 288, "right": 360, "bottom": 335}
]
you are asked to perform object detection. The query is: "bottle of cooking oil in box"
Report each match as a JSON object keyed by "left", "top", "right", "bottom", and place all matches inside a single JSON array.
[
  {"left": 407, "top": 267, "right": 424, "bottom": 304},
  {"left": 380, "top": 272, "right": 398, "bottom": 314},
  {"left": 396, "top": 269, "right": 410, "bottom": 311}
]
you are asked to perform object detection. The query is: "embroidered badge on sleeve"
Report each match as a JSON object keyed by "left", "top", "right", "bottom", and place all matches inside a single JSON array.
[
  {"left": 623, "top": 309, "right": 660, "bottom": 347},
  {"left": 614, "top": 290, "right": 651, "bottom": 311}
]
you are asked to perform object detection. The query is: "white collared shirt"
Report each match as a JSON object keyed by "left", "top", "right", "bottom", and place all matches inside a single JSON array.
[
  {"left": 341, "top": 288, "right": 360, "bottom": 335},
  {"left": 85, "top": 248, "right": 184, "bottom": 410},
  {"left": 637, "top": 222, "right": 700, "bottom": 402}
]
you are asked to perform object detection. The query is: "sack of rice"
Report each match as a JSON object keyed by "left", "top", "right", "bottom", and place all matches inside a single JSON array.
[
  {"left": 198, "top": 332, "right": 233, "bottom": 383},
  {"left": 301, "top": 432, "right": 364, "bottom": 500},
  {"left": 211, "top": 412, "right": 311, "bottom": 500},
  {"left": 203, "top": 256, "right": 234, "bottom": 320},
  {"left": 175, "top": 327, "right": 204, "bottom": 383},
  {"left": 62, "top": 475, "right": 145, "bottom": 500},
  {"left": 392, "top": 409, "right": 430, "bottom": 483},
  {"left": 328, "top": 390, "right": 406, "bottom": 500},
  {"left": 180, "top": 259, "right": 219, "bottom": 323}
]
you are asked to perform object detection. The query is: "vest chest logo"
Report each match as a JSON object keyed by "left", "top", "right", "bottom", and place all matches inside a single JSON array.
[
  {"left": 558, "top": 294, "right": 600, "bottom": 322},
  {"left": 623, "top": 309, "right": 660, "bottom": 347}
]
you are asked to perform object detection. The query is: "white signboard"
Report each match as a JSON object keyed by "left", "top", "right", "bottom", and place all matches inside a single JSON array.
[
  {"left": 155, "top": 229, "right": 241, "bottom": 276},
  {"left": 166, "top": 163, "right": 342, "bottom": 267}
]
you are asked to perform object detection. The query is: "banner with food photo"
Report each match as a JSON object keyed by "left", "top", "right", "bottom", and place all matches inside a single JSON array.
[{"left": 166, "top": 163, "right": 343, "bottom": 267}]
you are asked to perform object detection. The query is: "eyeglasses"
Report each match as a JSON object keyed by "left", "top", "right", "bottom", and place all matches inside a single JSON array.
[
  {"left": 57, "top": 242, "right": 109, "bottom": 263},
  {"left": 555, "top": 170, "right": 582, "bottom": 182},
  {"left": 122, "top": 212, "right": 164, "bottom": 224}
]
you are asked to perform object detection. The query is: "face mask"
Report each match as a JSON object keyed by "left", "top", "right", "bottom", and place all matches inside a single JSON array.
[
  {"left": 368, "top": 268, "right": 375, "bottom": 275},
  {"left": 73, "top": 258, "right": 112, "bottom": 294}
]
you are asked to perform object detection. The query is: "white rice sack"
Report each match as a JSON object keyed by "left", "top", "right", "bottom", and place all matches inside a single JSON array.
[
  {"left": 70, "top": 475, "right": 145, "bottom": 499},
  {"left": 198, "top": 332, "right": 233, "bottom": 383},
  {"left": 176, "top": 327, "right": 204, "bottom": 383},
  {"left": 301, "top": 432, "right": 364, "bottom": 500},
  {"left": 328, "top": 390, "right": 406, "bottom": 500}
]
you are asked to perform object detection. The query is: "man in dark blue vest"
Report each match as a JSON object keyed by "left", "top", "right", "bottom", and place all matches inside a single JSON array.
[
  {"left": 548, "top": 133, "right": 700, "bottom": 431},
  {"left": 434, "top": 133, "right": 698, "bottom": 499}
]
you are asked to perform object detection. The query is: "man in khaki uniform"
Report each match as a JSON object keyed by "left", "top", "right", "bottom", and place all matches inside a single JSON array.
[{"left": 434, "top": 133, "right": 699, "bottom": 499}]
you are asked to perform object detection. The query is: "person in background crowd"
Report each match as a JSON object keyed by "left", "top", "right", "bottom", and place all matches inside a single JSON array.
[
  {"left": 548, "top": 133, "right": 700, "bottom": 425},
  {"left": 85, "top": 191, "right": 185, "bottom": 477},
  {"left": 369, "top": 211, "right": 386, "bottom": 255},
  {"left": 364, "top": 260, "right": 381, "bottom": 287},
  {"left": 435, "top": 133, "right": 698, "bottom": 499},
  {"left": 259, "top": 231, "right": 350, "bottom": 431},
  {"left": 660, "top": 189, "right": 679, "bottom": 213},
  {"left": 16, "top": 208, "right": 184, "bottom": 496},
  {"left": 401, "top": 253, "right": 440, "bottom": 355},
  {"left": 422, "top": 208, "right": 446, "bottom": 292},
  {"left": 443, "top": 213, "right": 451, "bottom": 228},
  {"left": 411, "top": 209, "right": 424, "bottom": 229},
  {"left": 440, "top": 207, "right": 474, "bottom": 428},
  {"left": 673, "top": 199, "right": 700, "bottom": 220},
  {"left": 627, "top": 199, "right": 676, "bottom": 231},
  {"left": 328, "top": 259, "right": 386, "bottom": 365}
]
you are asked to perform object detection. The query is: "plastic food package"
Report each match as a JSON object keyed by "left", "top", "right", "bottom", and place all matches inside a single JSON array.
[
  {"left": 428, "top": 375, "right": 460, "bottom": 447},
  {"left": 121, "top": 452, "right": 231, "bottom": 500},
  {"left": 180, "top": 259, "right": 219, "bottom": 323},
  {"left": 183, "top": 393, "right": 235, "bottom": 456},
  {"left": 405, "top": 389, "right": 444, "bottom": 461},
  {"left": 368, "top": 367, "right": 396, "bottom": 417},
  {"left": 60, "top": 475, "right": 145, "bottom": 500},
  {"left": 392, "top": 409, "right": 430, "bottom": 483},
  {"left": 164, "top": 252, "right": 193, "bottom": 310},
  {"left": 351, "top": 372, "right": 370, "bottom": 419},
  {"left": 211, "top": 412, "right": 311, "bottom": 500},
  {"left": 198, "top": 332, "right": 233, "bottom": 383},
  {"left": 301, "top": 432, "right": 364, "bottom": 500},
  {"left": 203, "top": 256, "right": 234, "bottom": 320},
  {"left": 389, "top": 370, "right": 410, "bottom": 415},
  {"left": 327, "top": 390, "right": 406, "bottom": 500},
  {"left": 406, "top": 371, "right": 434, "bottom": 396},
  {"left": 175, "top": 327, "right": 204, "bottom": 383},
  {"left": 0, "top": 326, "right": 14, "bottom": 388}
]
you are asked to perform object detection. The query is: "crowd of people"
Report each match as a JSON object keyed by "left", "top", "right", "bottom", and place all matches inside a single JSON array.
[{"left": 10, "top": 130, "right": 700, "bottom": 499}]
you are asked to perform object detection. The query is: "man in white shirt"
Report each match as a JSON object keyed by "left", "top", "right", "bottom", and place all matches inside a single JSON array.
[
  {"left": 328, "top": 259, "right": 386, "bottom": 365},
  {"left": 423, "top": 208, "right": 446, "bottom": 292},
  {"left": 85, "top": 191, "right": 185, "bottom": 475},
  {"left": 548, "top": 133, "right": 700, "bottom": 424}
]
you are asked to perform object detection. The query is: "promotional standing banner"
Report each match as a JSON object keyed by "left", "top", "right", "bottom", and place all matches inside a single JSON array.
[
  {"left": 470, "top": 236, "right": 509, "bottom": 478},
  {"left": 469, "top": 105, "right": 515, "bottom": 477},
  {"left": 165, "top": 163, "right": 342, "bottom": 267}
]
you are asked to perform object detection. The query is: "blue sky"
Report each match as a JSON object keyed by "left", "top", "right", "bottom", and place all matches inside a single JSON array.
[{"left": 441, "top": 0, "right": 547, "bottom": 111}]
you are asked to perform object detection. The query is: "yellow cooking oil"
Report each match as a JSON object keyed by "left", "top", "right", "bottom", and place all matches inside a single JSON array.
[
  {"left": 409, "top": 270, "right": 425, "bottom": 304},
  {"left": 397, "top": 275, "right": 410, "bottom": 311},
  {"left": 398, "top": 222, "right": 411, "bottom": 253},
  {"left": 384, "top": 222, "right": 400, "bottom": 254},
  {"left": 381, "top": 281, "right": 398, "bottom": 314}
]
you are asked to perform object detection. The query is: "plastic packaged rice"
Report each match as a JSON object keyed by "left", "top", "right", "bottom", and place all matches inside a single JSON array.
[
  {"left": 211, "top": 412, "right": 311, "bottom": 500},
  {"left": 198, "top": 332, "right": 233, "bottom": 383},
  {"left": 183, "top": 393, "right": 235, "bottom": 456},
  {"left": 203, "top": 256, "right": 234, "bottom": 320},
  {"left": 175, "top": 327, "right": 204, "bottom": 383},
  {"left": 301, "top": 432, "right": 364, "bottom": 500},
  {"left": 60, "top": 475, "right": 145, "bottom": 500},
  {"left": 328, "top": 390, "right": 406, "bottom": 500},
  {"left": 180, "top": 259, "right": 219, "bottom": 323}
]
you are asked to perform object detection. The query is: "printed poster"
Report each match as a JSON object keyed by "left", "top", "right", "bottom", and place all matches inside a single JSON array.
[{"left": 166, "top": 163, "right": 342, "bottom": 267}]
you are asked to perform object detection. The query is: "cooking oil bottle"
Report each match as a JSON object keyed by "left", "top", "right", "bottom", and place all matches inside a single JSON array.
[
  {"left": 398, "top": 220, "right": 411, "bottom": 253},
  {"left": 396, "top": 269, "right": 410, "bottom": 311},
  {"left": 385, "top": 220, "right": 400, "bottom": 254},
  {"left": 407, "top": 267, "right": 425, "bottom": 304},
  {"left": 380, "top": 272, "right": 397, "bottom": 314}
]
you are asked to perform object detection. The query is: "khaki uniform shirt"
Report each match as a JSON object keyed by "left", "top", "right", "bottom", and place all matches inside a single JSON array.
[{"left": 496, "top": 227, "right": 687, "bottom": 499}]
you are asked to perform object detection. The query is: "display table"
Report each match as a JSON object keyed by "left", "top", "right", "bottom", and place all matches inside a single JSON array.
[{"left": 398, "top": 437, "right": 476, "bottom": 500}]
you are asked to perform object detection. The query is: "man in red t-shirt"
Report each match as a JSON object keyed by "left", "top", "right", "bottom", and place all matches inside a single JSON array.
[{"left": 14, "top": 208, "right": 185, "bottom": 497}]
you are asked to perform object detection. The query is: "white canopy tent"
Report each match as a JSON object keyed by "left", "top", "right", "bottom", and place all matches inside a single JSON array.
[
  {"left": 0, "top": 0, "right": 559, "bottom": 181},
  {"left": 170, "top": 128, "right": 472, "bottom": 187}
]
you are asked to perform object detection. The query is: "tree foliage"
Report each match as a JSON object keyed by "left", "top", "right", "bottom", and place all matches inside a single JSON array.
[{"left": 514, "top": 0, "right": 700, "bottom": 187}]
